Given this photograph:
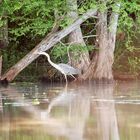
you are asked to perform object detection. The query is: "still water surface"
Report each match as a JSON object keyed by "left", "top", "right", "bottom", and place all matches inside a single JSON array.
[{"left": 0, "top": 81, "right": 140, "bottom": 140}]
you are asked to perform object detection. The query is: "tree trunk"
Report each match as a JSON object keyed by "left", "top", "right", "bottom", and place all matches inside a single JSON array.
[
  {"left": 0, "top": 0, "right": 8, "bottom": 48},
  {"left": 1, "top": 9, "right": 97, "bottom": 82},
  {"left": 81, "top": 2, "right": 120, "bottom": 81},
  {"left": 67, "top": 0, "right": 90, "bottom": 73}
]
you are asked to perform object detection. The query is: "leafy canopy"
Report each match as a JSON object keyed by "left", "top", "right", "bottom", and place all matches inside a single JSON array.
[
  {"left": 0, "top": 0, "right": 66, "bottom": 41},
  {"left": 0, "top": 0, "right": 140, "bottom": 50}
]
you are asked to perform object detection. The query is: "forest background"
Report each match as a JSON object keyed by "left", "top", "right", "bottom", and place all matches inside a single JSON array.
[{"left": 0, "top": 0, "right": 140, "bottom": 82}]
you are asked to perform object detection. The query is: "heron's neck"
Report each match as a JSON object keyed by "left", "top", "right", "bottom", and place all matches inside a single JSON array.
[{"left": 45, "top": 54, "right": 57, "bottom": 67}]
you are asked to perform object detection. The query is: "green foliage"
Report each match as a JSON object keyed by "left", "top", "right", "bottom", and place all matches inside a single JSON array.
[
  {"left": 0, "top": 0, "right": 66, "bottom": 41},
  {"left": 128, "top": 56, "right": 140, "bottom": 75},
  {"left": 51, "top": 43, "right": 95, "bottom": 63},
  {"left": 0, "top": 0, "right": 139, "bottom": 46},
  {"left": 0, "top": 0, "right": 140, "bottom": 80},
  {"left": 78, "top": 0, "right": 97, "bottom": 14},
  {"left": 50, "top": 44, "right": 68, "bottom": 63},
  {"left": 119, "top": 0, "right": 140, "bottom": 35},
  {"left": 1, "top": 48, "right": 26, "bottom": 70}
]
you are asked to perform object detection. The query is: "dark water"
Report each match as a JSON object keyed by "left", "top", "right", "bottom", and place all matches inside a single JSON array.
[{"left": 0, "top": 81, "right": 140, "bottom": 140}]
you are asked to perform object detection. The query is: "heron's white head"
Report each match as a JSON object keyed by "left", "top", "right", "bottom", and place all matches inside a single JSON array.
[{"left": 38, "top": 52, "right": 50, "bottom": 59}]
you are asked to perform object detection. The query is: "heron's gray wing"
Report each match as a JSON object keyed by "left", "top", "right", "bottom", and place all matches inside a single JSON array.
[{"left": 58, "top": 63, "right": 81, "bottom": 75}]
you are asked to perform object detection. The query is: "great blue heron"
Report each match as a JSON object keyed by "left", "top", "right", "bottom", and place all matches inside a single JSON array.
[{"left": 38, "top": 52, "right": 81, "bottom": 83}]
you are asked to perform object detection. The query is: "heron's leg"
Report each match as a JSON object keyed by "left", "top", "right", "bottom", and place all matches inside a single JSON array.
[
  {"left": 64, "top": 74, "right": 68, "bottom": 84},
  {"left": 70, "top": 74, "right": 76, "bottom": 80}
]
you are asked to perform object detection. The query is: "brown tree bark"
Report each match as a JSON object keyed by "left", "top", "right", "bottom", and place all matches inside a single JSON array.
[
  {"left": 1, "top": 9, "right": 97, "bottom": 82},
  {"left": 67, "top": 0, "right": 90, "bottom": 73},
  {"left": 0, "top": 0, "right": 8, "bottom": 48},
  {"left": 81, "top": 2, "right": 120, "bottom": 81}
]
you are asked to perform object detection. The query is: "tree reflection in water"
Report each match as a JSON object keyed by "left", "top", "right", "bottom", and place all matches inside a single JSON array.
[
  {"left": 0, "top": 93, "right": 3, "bottom": 112},
  {"left": 92, "top": 84, "right": 120, "bottom": 140},
  {"left": 0, "top": 82, "right": 121, "bottom": 140}
]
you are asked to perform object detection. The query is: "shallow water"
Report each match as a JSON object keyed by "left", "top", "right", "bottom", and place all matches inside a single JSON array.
[{"left": 0, "top": 81, "right": 140, "bottom": 140}]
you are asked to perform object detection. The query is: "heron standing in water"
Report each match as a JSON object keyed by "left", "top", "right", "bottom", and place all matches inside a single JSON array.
[{"left": 38, "top": 52, "right": 81, "bottom": 83}]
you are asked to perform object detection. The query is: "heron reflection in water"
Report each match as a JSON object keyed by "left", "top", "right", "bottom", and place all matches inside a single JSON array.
[
  {"left": 38, "top": 51, "right": 81, "bottom": 83},
  {"left": 40, "top": 84, "right": 90, "bottom": 140}
]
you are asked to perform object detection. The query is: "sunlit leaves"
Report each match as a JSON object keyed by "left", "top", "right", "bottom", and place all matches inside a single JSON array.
[
  {"left": 0, "top": 20, "right": 4, "bottom": 28},
  {"left": 78, "top": 0, "right": 97, "bottom": 14},
  {"left": 0, "top": 0, "right": 66, "bottom": 40},
  {"left": 0, "top": 0, "right": 140, "bottom": 48},
  {"left": 51, "top": 43, "right": 95, "bottom": 63},
  {"left": 128, "top": 56, "right": 140, "bottom": 74},
  {"left": 119, "top": 0, "right": 140, "bottom": 31}
]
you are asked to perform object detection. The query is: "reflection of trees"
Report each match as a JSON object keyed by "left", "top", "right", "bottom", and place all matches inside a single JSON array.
[
  {"left": 0, "top": 86, "right": 38, "bottom": 140},
  {"left": 66, "top": 87, "right": 90, "bottom": 140},
  {"left": 0, "top": 86, "right": 41, "bottom": 117},
  {"left": 0, "top": 84, "right": 90, "bottom": 140},
  {"left": 0, "top": 83, "right": 121, "bottom": 140},
  {"left": 0, "top": 93, "right": 3, "bottom": 112},
  {"left": 93, "top": 84, "right": 120, "bottom": 140},
  {"left": 0, "top": 88, "right": 9, "bottom": 140}
]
